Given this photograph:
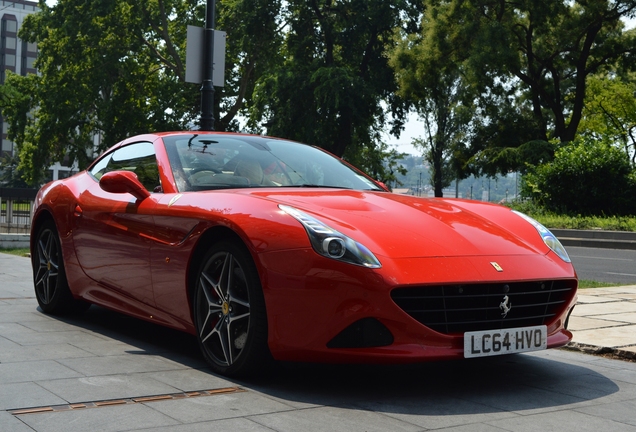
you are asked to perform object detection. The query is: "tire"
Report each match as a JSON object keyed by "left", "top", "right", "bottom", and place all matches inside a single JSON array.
[
  {"left": 32, "top": 220, "right": 90, "bottom": 315},
  {"left": 193, "top": 240, "right": 270, "bottom": 377}
]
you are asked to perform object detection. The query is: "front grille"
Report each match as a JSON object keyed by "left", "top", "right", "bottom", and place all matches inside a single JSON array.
[{"left": 391, "top": 280, "right": 576, "bottom": 334}]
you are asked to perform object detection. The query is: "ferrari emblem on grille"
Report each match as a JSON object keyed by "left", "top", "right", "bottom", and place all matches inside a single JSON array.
[
  {"left": 490, "top": 262, "right": 503, "bottom": 272},
  {"left": 499, "top": 295, "right": 512, "bottom": 318}
]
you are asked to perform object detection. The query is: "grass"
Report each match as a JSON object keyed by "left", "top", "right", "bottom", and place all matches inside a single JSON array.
[
  {"left": 536, "top": 214, "right": 636, "bottom": 231},
  {"left": 505, "top": 201, "right": 636, "bottom": 231},
  {"left": 0, "top": 247, "right": 30, "bottom": 257},
  {"left": 578, "top": 279, "right": 622, "bottom": 289}
]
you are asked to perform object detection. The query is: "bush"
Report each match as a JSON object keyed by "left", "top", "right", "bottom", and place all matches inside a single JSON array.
[{"left": 522, "top": 138, "right": 636, "bottom": 216}]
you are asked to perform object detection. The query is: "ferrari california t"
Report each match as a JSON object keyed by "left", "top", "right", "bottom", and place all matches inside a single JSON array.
[{"left": 30, "top": 132, "right": 578, "bottom": 376}]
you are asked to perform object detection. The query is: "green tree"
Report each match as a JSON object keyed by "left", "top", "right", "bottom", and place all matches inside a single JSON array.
[
  {"left": 345, "top": 141, "right": 407, "bottom": 188},
  {"left": 417, "top": 0, "right": 636, "bottom": 175},
  {"left": 7, "top": 0, "right": 192, "bottom": 185},
  {"left": 3, "top": 0, "right": 281, "bottom": 185},
  {"left": 249, "top": 0, "right": 423, "bottom": 165},
  {"left": 523, "top": 138, "right": 636, "bottom": 215},
  {"left": 389, "top": 8, "right": 473, "bottom": 197},
  {"left": 216, "top": 0, "right": 284, "bottom": 131},
  {"left": 579, "top": 73, "right": 636, "bottom": 167}
]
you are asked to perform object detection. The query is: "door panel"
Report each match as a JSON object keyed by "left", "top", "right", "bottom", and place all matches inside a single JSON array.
[
  {"left": 73, "top": 184, "right": 158, "bottom": 305},
  {"left": 72, "top": 141, "right": 161, "bottom": 306}
]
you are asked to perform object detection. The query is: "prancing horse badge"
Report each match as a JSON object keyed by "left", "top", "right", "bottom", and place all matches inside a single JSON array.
[{"left": 490, "top": 262, "right": 503, "bottom": 272}]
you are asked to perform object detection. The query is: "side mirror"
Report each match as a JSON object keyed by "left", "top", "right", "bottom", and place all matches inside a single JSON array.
[{"left": 99, "top": 170, "right": 151, "bottom": 201}]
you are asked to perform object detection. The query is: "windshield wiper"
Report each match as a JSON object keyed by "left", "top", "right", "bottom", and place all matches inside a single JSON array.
[{"left": 284, "top": 184, "right": 352, "bottom": 189}]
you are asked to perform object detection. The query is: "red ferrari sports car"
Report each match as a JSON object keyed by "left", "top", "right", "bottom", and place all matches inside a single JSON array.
[{"left": 31, "top": 132, "right": 578, "bottom": 376}]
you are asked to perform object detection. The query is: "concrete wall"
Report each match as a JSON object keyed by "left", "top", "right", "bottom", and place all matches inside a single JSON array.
[{"left": 0, "top": 233, "right": 30, "bottom": 249}]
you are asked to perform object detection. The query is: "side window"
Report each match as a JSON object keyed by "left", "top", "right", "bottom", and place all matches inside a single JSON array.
[{"left": 89, "top": 142, "right": 161, "bottom": 193}]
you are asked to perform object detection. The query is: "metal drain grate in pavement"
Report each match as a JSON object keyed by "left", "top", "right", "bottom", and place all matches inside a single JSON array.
[{"left": 9, "top": 387, "right": 245, "bottom": 416}]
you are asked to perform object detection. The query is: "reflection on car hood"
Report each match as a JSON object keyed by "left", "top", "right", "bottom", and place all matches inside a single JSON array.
[{"left": 248, "top": 189, "right": 544, "bottom": 259}]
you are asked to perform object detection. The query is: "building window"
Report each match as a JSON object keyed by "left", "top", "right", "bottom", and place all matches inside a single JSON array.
[
  {"left": 3, "top": 53, "right": 16, "bottom": 67},
  {"left": 25, "top": 56, "right": 35, "bottom": 69},
  {"left": 2, "top": 16, "right": 19, "bottom": 80},
  {"left": 4, "top": 20, "right": 17, "bottom": 34},
  {"left": 4, "top": 36, "right": 16, "bottom": 50},
  {"left": 2, "top": 139, "right": 12, "bottom": 152}
]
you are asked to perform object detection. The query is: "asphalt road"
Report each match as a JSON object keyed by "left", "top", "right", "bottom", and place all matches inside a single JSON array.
[{"left": 566, "top": 246, "right": 636, "bottom": 285}]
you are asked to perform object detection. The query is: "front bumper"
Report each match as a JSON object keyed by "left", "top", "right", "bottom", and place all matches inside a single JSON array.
[{"left": 257, "top": 249, "right": 578, "bottom": 363}]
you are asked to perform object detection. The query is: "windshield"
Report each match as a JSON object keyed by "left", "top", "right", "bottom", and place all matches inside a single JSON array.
[{"left": 162, "top": 134, "right": 383, "bottom": 192}]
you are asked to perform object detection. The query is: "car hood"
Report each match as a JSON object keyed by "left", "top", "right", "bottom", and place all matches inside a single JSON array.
[{"left": 246, "top": 190, "right": 545, "bottom": 259}]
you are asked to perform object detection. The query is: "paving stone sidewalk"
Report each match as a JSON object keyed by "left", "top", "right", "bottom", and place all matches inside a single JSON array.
[
  {"left": 3, "top": 252, "right": 636, "bottom": 432},
  {"left": 568, "top": 286, "right": 636, "bottom": 359}
]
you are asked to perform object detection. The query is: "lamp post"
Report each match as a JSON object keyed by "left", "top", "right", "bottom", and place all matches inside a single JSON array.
[{"left": 200, "top": 0, "right": 215, "bottom": 131}]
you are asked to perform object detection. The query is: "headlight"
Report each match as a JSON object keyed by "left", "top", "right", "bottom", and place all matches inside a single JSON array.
[
  {"left": 279, "top": 205, "right": 382, "bottom": 268},
  {"left": 512, "top": 210, "right": 571, "bottom": 263}
]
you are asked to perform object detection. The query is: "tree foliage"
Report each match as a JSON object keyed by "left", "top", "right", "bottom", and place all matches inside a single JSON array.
[
  {"left": 0, "top": 152, "right": 28, "bottom": 188},
  {"left": 249, "top": 0, "right": 423, "bottom": 162},
  {"left": 2, "top": 0, "right": 281, "bottom": 185},
  {"left": 396, "top": 0, "right": 636, "bottom": 177},
  {"left": 523, "top": 138, "right": 636, "bottom": 216},
  {"left": 345, "top": 141, "right": 407, "bottom": 188},
  {"left": 389, "top": 7, "right": 474, "bottom": 196},
  {"left": 579, "top": 72, "right": 636, "bottom": 167}
]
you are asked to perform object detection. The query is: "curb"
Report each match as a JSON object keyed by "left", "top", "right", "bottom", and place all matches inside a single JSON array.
[
  {"left": 551, "top": 229, "right": 636, "bottom": 251},
  {"left": 564, "top": 342, "right": 636, "bottom": 362},
  {"left": 0, "top": 233, "right": 30, "bottom": 249}
]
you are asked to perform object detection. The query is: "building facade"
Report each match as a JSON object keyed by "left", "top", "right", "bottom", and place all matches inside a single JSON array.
[{"left": 1, "top": 0, "right": 39, "bottom": 156}]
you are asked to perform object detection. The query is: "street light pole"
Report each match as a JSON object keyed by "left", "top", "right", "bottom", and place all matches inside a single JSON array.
[{"left": 200, "top": 0, "right": 215, "bottom": 131}]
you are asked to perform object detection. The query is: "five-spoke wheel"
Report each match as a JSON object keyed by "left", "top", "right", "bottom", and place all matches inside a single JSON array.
[
  {"left": 194, "top": 241, "right": 269, "bottom": 376},
  {"left": 32, "top": 220, "right": 89, "bottom": 314}
]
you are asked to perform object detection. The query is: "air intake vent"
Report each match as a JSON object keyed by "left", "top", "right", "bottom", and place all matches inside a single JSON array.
[{"left": 327, "top": 317, "right": 394, "bottom": 348}]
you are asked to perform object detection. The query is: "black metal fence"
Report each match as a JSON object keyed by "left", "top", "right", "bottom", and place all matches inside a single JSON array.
[{"left": 0, "top": 188, "right": 37, "bottom": 234}]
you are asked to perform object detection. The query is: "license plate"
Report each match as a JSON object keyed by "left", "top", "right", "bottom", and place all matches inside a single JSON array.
[{"left": 464, "top": 325, "right": 547, "bottom": 358}]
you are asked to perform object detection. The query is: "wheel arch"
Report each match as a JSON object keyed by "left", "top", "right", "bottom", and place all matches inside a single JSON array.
[
  {"left": 186, "top": 226, "right": 257, "bottom": 316},
  {"left": 30, "top": 209, "right": 56, "bottom": 254}
]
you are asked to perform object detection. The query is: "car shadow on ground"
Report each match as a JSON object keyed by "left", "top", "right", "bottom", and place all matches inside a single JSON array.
[
  {"left": 49, "top": 304, "right": 621, "bottom": 417},
  {"left": 47, "top": 304, "right": 206, "bottom": 369},
  {"left": 241, "top": 355, "right": 621, "bottom": 416}
]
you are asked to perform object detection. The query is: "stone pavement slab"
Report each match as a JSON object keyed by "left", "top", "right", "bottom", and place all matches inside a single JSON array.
[
  {"left": 599, "top": 312, "right": 636, "bottom": 324},
  {"left": 250, "top": 405, "right": 426, "bottom": 432},
  {"left": 0, "top": 411, "right": 33, "bottom": 432},
  {"left": 486, "top": 410, "right": 636, "bottom": 432},
  {"left": 35, "top": 374, "right": 185, "bottom": 405},
  {"left": 17, "top": 403, "right": 181, "bottom": 432},
  {"left": 571, "top": 325, "right": 636, "bottom": 349},
  {"left": 567, "top": 316, "right": 623, "bottom": 331},
  {"left": 568, "top": 285, "right": 636, "bottom": 355},
  {"left": 0, "top": 382, "right": 67, "bottom": 411},
  {"left": 573, "top": 301, "right": 636, "bottom": 315},
  {"left": 0, "top": 251, "right": 34, "bottom": 298},
  {"left": 2, "top": 252, "right": 636, "bottom": 431}
]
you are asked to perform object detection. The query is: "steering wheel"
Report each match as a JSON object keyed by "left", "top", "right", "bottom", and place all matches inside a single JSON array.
[{"left": 190, "top": 165, "right": 222, "bottom": 174}]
